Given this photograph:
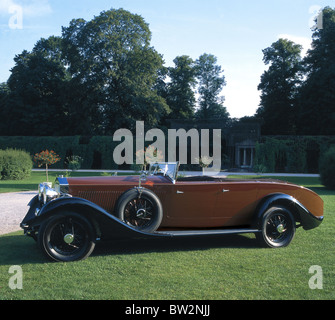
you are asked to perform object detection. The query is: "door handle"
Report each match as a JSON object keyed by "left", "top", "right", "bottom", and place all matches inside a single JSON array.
[
  {"left": 222, "top": 189, "right": 230, "bottom": 193},
  {"left": 177, "top": 190, "right": 184, "bottom": 194}
]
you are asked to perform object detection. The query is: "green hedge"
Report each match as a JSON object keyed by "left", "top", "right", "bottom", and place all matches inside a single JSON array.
[
  {"left": 254, "top": 136, "right": 335, "bottom": 173},
  {"left": 0, "top": 136, "right": 123, "bottom": 170},
  {"left": 0, "top": 149, "right": 33, "bottom": 180},
  {"left": 320, "top": 146, "right": 335, "bottom": 189},
  {"left": 1, "top": 135, "right": 334, "bottom": 173}
]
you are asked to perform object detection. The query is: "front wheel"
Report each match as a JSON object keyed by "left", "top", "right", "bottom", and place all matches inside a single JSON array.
[
  {"left": 256, "top": 206, "right": 296, "bottom": 248},
  {"left": 37, "top": 212, "right": 96, "bottom": 262}
]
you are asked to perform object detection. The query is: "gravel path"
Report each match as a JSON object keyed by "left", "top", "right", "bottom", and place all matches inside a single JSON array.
[{"left": 0, "top": 191, "right": 37, "bottom": 235}]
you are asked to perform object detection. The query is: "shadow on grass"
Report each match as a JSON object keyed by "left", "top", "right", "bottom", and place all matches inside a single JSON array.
[
  {"left": 0, "top": 233, "right": 45, "bottom": 265},
  {"left": 0, "top": 232, "right": 259, "bottom": 265},
  {"left": 309, "top": 186, "right": 335, "bottom": 196},
  {"left": 93, "top": 233, "right": 259, "bottom": 259}
]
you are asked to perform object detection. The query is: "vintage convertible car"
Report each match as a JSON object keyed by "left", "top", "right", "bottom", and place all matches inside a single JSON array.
[{"left": 20, "top": 162, "right": 323, "bottom": 262}]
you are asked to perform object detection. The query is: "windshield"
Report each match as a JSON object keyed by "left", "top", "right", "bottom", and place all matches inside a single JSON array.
[{"left": 148, "top": 162, "right": 179, "bottom": 183}]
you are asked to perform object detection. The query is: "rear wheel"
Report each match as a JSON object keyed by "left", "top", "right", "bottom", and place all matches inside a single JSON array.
[
  {"left": 256, "top": 206, "right": 296, "bottom": 248},
  {"left": 38, "top": 212, "right": 96, "bottom": 262}
]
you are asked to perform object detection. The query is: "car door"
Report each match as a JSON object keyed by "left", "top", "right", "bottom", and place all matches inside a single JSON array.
[
  {"left": 214, "top": 181, "right": 259, "bottom": 227},
  {"left": 163, "top": 182, "right": 221, "bottom": 228}
]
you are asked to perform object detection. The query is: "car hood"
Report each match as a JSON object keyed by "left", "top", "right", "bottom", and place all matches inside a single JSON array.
[{"left": 66, "top": 175, "right": 170, "bottom": 187}]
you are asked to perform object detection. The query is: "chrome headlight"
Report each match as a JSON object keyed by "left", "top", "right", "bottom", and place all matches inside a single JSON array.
[
  {"left": 38, "top": 183, "right": 45, "bottom": 202},
  {"left": 38, "top": 183, "right": 59, "bottom": 204},
  {"left": 54, "top": 176, "right": 69, "bottom": 194}
]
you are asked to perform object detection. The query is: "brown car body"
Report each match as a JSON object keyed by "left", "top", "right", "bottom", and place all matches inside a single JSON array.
[{"left": 67, "top": 175, "right": 323, "bottom": 229}]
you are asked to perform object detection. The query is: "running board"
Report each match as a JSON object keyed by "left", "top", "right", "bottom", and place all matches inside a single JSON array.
[{"left": 157, "top": 228, "right": 260, "bottom": 237}]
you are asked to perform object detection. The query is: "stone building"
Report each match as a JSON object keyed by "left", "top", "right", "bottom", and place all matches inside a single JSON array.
[{"left": 167, "top": 119, "right": 261, "bottom": 170}]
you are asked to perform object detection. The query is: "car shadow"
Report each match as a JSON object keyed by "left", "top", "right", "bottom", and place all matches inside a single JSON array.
[
  {"left": 0, "top": 232, "right": 259, "bottom": 265},
  {"left": 0, "top": 234, "right": 45, "bottom": 265},
  {"left": 310, "top": 186, "right": 335, "bottom": 196},
  {"left": 93, "top": 233, "right": 259, "bottom": 258}
]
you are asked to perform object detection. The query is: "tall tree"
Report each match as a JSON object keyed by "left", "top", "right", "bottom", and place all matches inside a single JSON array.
[
  {"left": 166, "top": 55, "right": 196, "bottom": 120},
  {"left": 195, "top": 53, "right": 228, "bottom": 120},
  {"left": 6, "top": 36, "right": 69, "bottom": 135},
  {"left": 297, "top": 6, "right": 335, "bottom": 135},
  {"left": 0, "top": 83, "right": 10, "bottom": 134},
  {"left": 62, "top": 8, "right": 169, "bottom": 134},
  {"left": 256, "top": 38, "right": 303, "bottom": 135}
]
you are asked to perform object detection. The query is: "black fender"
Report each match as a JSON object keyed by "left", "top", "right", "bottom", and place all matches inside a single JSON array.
[
  {"left": 252, "top": 193, "right": 323, "bottom": 231},
  {"left": 21, "top": 195, "right": 40, "bottom": 226},
  {"left": 25, "top": 196, "right": 168, "bottom": 241}
]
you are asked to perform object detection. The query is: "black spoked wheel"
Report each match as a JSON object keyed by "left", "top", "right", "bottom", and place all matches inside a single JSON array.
[
  {"left": 115, "top": 188, "right": 163, "bottom": 233},
  {"left": 38, "top": 212, "right": 96, "bottom": 262},
  {"left": 256, "top": 206, "right": 296, "bottom": 248},
  {"left": 124, "top": 197, "right": 155, "bottom": 229}
]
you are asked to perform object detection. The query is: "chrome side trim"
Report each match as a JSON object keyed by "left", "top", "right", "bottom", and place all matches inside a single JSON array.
[{"left": 158, "top": 228, "right": 260, "bottom": 237}]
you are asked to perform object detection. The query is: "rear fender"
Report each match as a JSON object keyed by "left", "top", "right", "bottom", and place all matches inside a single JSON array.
[{"left": 252, "top": 193, "right": 323, "bottom": 230}]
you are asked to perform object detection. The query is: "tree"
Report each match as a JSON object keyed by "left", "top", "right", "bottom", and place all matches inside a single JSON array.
[
  {"left": 256, "top": 38, "right": 303, "bottom": 135},
  {"left": 166, "top": 55, "right": 196, "bottom": 120},
  {"left": 195, "top": 53, "right": 229, "bottom": 120},
  {"left": 33, "top": 150, "right": 61, "bottom": 182},
  {"left": 62, "top": 8, "right": 169, "bottom": 134},
  {"left": 6, "top": 36, "right": 69, "bottom": 135},
  {"left": 297, "top": 7, "right": 335, "bottom": 135},
  {"left": 0, "top": 83, "right": 10, "bottom": 134}
]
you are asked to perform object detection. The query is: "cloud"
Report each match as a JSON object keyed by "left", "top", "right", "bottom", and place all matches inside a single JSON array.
[
  {"left": 277, "top": 34, "right": 312, "bottom": 57},
  {"left": 0, "top": 0, "right": 52, "bottom": 17},
  {"left": 22, "top": 0, "right": 52, "bottom": 17},
  {"left": 0, "top": 0, "right": 13, "bottom": 13}
]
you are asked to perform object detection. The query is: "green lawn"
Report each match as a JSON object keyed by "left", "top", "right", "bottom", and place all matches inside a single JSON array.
[
  {"left": 0, "top": 171, "right": 121, "bottom": 193},
  {"left": 0, "top": 175, "right": 334, "bottom": 300}
]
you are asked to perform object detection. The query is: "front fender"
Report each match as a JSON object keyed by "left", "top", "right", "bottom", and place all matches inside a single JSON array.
[
  {"left": 22, "top": 196, "right": 166, "bottom": 241},
  {"left": 20, "top": 196, "right": 105, "bottom": 231},
  {"left": 39, "top": 196, "right": 107, "bottom": 217},
  {"left": 253, "top": 193, "right": 323, "bottom": 231}
]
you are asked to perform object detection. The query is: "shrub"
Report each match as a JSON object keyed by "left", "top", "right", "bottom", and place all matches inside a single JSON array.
[
  {"left": 319, "top": 146, "right": 335, "bottom": 189},
  {"left": 0, "top": 149, "right": 33, "bottom": 180},
  {"left": 65, "top": 155, "right": 83, "bottom": 171}
]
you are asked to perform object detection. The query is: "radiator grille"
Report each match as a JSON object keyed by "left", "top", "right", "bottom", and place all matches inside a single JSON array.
[{"left": 77, "top": 190, "right": 123, "bottom": 212}]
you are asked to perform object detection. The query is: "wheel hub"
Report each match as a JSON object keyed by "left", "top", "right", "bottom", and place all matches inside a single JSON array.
[
  {"left": 136, "top": 208, "right": 146, "bottom": 218},
  {"left": 64, "top": 233, "right": 74, "bottom": 244},
  {"left": 276, "top": 224, "right": 285, "bottom": 234}
]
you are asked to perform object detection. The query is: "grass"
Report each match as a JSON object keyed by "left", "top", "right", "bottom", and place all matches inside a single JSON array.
[
  {"left": 0, "top": 171, "right": 130, "bottom": 193},
  {"left": 0, "top": 174, "right": 334, "bottom": 300}
]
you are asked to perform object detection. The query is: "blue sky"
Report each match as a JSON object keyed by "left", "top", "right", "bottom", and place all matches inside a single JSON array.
[{"left": 0, "top": 0, "right": 332, "bottom": 118}]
